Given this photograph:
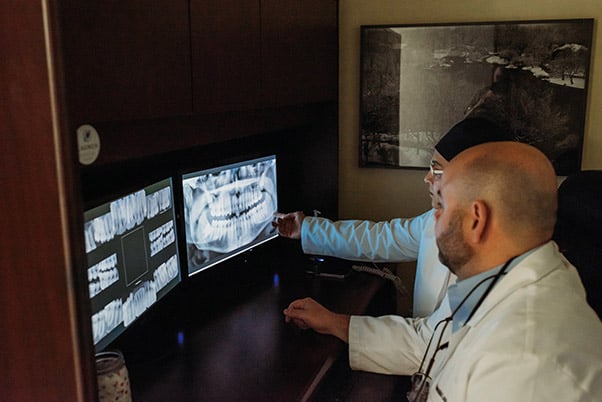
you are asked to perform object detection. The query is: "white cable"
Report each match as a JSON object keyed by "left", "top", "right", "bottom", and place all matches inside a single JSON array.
[{"left": 351, "top": 264, "right": 409, "bottom": 295}]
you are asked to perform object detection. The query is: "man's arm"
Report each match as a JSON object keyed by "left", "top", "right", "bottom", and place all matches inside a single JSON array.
[
  {"left": 283, "top": 297, "right": 350, "bottom": 342},
  {"left": 273, "top": 211, "right": 305, "bottom": 239},
  {"left": 283, "top": 297, "right": 445, "bottom": 376},
  {"left": 273, "top": 210, "right": 434, "bottom": 263},
  {"left": 301, "top": 212, "right": 433, "bottom": 262}
]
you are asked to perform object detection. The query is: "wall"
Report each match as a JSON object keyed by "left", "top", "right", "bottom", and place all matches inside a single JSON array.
[{"left": 339, "top": 0, "right": 602, "bottom": 220}]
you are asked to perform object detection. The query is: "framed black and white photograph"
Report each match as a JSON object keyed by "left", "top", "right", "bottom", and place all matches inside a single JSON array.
[{"left": 359, "top": 19, "right": 594, "bottom": 175}]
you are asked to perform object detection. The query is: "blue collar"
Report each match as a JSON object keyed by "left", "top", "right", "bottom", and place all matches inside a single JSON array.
[{"left": 447, "top": 251, "right": 534, "bottom": 332}]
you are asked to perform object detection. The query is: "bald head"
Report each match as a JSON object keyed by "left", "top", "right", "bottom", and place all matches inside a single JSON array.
[{"left": 443, "top": 142, "right": 558, "bottom": 246}]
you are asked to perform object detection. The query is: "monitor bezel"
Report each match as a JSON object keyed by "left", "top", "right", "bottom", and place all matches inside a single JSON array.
[
  {"left": 83, "top": 176, "right": 183, "bottom": 352},
  {"left": 179, "top": 154, "right": 279, "bottom": 278}
]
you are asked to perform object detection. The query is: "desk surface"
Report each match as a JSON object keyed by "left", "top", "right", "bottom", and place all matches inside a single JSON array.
[{"left": 117, "top": 261, "right": 391, "bottom": 402}]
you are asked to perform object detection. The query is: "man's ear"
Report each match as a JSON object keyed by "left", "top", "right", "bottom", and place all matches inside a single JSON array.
[{"left": 468, "top": 200, "right": 488, "bottom": 243}]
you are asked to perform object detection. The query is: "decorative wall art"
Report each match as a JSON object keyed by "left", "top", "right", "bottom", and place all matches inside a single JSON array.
[{"left": 359, "top": 19, "right": 594, "bottom": 175}]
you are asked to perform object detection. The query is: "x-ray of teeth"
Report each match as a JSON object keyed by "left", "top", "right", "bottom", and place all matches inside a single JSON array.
[
  {"left": 146, "top": 186, "right": 172, "bottom": 219},
  {"left": 110, "top": 190, "right": 147, "bottom": 235},
  {"left": 183, "top": 158, "right": 277, "bottom": 255},
  {"left": 92, "top": 299, "right": 123, "bottom": 345},
  {"left": 123, "top": 280, "right": 157, "bottom": 327},
  {"left": 85, "top": 178, "right": 181, "bottom": 351},
  {"left": 148, "top": 220, "right": 175, "bottom": 257},
  {"left": 84, "top": 212, "right": 116, "bottom": 253},
  {"left": 88, "top": 253, "right": 119, "bottom": 298},
  {"left": 154, "top": 254, "right": 179, "bottom": 292}
]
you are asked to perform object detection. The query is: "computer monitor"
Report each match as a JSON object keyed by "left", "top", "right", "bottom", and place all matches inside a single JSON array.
[
  {"left": 182, "top": 155, "right": 278, "bottom": 277},
  {"left": 83, "top": 177, "right": 181, "bottom": 352}
]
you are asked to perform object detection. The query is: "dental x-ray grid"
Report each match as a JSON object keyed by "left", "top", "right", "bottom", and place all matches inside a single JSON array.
[
  {"left": 182, "top": 155, "right": 278, "bottom": 276},
  {"left": 84, "top": 178, "right": 181, "bottom": 352}
]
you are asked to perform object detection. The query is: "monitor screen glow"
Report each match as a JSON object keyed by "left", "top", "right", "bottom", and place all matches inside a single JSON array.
[
  {"left": 83, "top": 178, "right": 181, "bottom": 352},
  {"left": 182, "top": 155, "right": 278, "bottom": 276}
]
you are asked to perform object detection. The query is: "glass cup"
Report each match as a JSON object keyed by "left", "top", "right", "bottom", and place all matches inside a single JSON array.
[{"left": 95, "top": 350, "right": 132, "bottom": 402}]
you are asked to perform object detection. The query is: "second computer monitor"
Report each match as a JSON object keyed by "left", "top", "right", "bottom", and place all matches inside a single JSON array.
[
  {"left": 182, "top": 155, "right": 278, "bottom": 276},
  {"left": 84, "top": 177, "right": 181, "bottom": 352}
]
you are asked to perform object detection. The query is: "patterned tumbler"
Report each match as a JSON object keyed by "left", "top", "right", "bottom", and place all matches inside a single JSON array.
[{"left": 95, "top": 350, "right": 132, "bottom": 402}]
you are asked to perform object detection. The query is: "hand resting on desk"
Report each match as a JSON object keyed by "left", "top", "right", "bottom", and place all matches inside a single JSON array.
[{"left": 284, "top": 297, "right": 350, "bottom": 343}]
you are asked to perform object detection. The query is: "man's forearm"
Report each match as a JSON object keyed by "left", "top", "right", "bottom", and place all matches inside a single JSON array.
[{"left": 330, "top": 313, "right": 351, "bottom": 343}]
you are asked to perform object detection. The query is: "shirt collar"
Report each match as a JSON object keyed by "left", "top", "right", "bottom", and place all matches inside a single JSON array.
[{"left": 447, "top": 250, "right": 535, "bottom": 332}]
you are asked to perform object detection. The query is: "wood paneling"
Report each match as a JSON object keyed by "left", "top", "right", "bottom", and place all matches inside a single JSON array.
[
  {"left": 0, "top": 1, "right": 94, "bottom": 400},
  {"left": 261, "top": 0, "right": 338, "bottom": 107},
  {"left": 57, "top": 0, "right": 192, "bottom": 124},
  {"left": 191, "top": 0, "right": 262, "bottom": 113},
  {"left": 1, "top": 2, "right": 339, "bottom": 400}
]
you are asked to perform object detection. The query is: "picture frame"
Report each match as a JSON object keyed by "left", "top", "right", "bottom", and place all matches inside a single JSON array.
[{"left": 359, "top": 19, "right": 594, "bottom": 175}]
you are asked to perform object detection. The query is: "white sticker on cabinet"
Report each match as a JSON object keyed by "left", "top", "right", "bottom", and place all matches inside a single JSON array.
[{"left": 77, "top": 124, "right": 101, "bottom": 165}]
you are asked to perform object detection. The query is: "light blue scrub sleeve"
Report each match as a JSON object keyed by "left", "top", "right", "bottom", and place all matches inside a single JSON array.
[{"left": 300, "top": 214, "right": 429, "bottom": 262}]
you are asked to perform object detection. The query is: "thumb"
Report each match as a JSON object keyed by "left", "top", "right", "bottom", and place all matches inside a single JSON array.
[
  {"left": 283, "top": 308, "right": 310, "bottom": 329},
  {"left": 283, "top": 298, "right": 309, "bottom": 318}
]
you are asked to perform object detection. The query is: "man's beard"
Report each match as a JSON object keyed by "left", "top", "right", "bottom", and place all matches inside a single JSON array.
[{"left": 437, "top": 210, "right": 474, "bottom": 275}]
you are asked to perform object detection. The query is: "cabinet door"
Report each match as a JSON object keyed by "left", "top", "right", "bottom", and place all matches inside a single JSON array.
[
  {"left": 58, "top": 0, "right": 192, "bottom": 123},
  {"left": 1, "top": 2, "right": 96, "bottom": 399},
  {"left": 261, "top": 0, "right": 338, "bottom": 107},
  {"left": 190, "top": 0, "right": 262, "bottom": 114}
]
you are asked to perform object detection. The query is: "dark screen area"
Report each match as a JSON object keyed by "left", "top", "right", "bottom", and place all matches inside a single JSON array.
[{"left": 122, "top": 228, "right": 149, "bottom": 285}]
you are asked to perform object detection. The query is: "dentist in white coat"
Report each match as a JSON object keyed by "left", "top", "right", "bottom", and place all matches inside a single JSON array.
[{"left": 284, "top": 142, "right": 602, "bottom": 401}]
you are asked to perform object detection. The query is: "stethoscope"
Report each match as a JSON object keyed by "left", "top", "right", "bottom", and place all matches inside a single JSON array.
[{"left": 408, "top": 256, "right": 518, "bottom": 401}]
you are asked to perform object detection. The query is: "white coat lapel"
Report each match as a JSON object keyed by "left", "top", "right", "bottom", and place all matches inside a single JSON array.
[
  {"left": 429, "top": 325, "right": 471, "bottom": 402},
  {"left": 466, "top": 242, "right": 562, "bottom": 327}
]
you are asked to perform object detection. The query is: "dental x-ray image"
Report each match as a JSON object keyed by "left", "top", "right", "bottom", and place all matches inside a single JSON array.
[
  {"left": 182, "top": 155, "right": 278, "bottom": 276},
  {"left": 84, "top": 178, "right": 181, "bottom": 352}
]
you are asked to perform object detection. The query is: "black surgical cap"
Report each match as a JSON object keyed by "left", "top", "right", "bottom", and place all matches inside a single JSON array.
[{"left": 435, "top": 117, "right": 514, "bottom": 161}]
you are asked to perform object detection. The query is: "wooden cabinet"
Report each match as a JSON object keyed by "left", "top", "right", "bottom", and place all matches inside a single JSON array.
[
  {"left": 52, "top": 0, "right": 339, "bottom": 168},
  {"left": 261, "top": 0, "right": 338, "bottom": 107},
  {"left": 1, "top": 2, "right": 338, "bottom": 399},
  {"left": 191, "top": 0, "right": 338, "bottom": 114},
  {"left": 58, "top": 0, "right": 337, "bottom": 123},
  {"left": 57, "top": 0, "right": 192, "bottom": 124},
  {"left": 55, "top": 0, "right": 338, "bottom": 165},
  {"left": 190, "top": 0, "right": 262, "bottom": 114},
  {"left": 1, "top": 3, "right": 96, "bottom": 400}
]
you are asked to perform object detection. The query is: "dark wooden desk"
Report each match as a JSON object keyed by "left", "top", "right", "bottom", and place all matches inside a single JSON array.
[{"left": 113, "top": 259, "right": 395, "bottom": 402}]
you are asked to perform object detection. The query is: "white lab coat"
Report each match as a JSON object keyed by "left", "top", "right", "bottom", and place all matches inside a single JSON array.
[
  {"left": 349, "top": 241, "right": 602, "bottom": 401},
  {"left": 301, "top": 209, "right": 454, "bottom": 317}
]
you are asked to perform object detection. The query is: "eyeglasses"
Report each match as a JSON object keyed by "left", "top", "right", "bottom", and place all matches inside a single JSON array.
[{"left": 429, "top": 162, "right": 444, "bottom": 180}]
